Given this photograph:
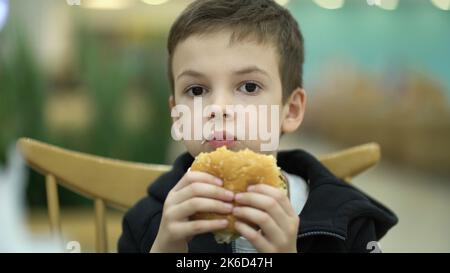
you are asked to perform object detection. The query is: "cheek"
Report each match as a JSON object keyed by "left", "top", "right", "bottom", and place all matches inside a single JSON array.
[
  {"left": 183, "top": 139, "right": 203, "bottom": 157},
  {"left": 258, "top": 77, "right": 283, "bottom": 103}
]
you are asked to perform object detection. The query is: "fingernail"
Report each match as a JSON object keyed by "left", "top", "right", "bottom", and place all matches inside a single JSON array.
[
  {"left": 225, "top": 191, "right": 234, "bottom": 199},
  {"left": 215, "top": 178, "right": 223, "bottom": 185},
  {"left": 247, "top": 185, "right": 255, "bottom": 191},
  {"left": 232, "top": 207, "right": 240, "bottom": 213},
  {"left": 224, "top": 203, "right": 233, "bottom": 210},
  {"left": 219, "top": 219, "right": 228, "bottom": 225},
  {"left": 235, "top": 193, "right": 242, "bottom": 201}
]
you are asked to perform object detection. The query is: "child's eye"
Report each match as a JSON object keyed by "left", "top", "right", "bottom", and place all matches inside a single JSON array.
[
  {"left": 238, "top": 81, "right": 262, "bottom": 95},
  {"left": 186, "top": 86, "right": 208, "bottom": 97}
]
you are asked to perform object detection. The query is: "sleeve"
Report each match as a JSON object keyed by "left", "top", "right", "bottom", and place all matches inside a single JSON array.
[
  {"left": 117, "top": 197, "right": 163, "bottom": 253},
  {"left": 346, "top": 217, "right": 382, "bottom": 253},
  {"left": 118, "top": 214, "right": 141, "bottom": 253}
]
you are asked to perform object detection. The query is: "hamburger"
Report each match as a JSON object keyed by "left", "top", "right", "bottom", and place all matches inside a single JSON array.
[{"left": 189, "top": 146, "right": 288, "bottom": 244}]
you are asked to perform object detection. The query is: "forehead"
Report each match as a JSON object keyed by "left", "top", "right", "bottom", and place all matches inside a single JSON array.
[{"left": 172, "top": 30, "right": 280, "bottom": 79}]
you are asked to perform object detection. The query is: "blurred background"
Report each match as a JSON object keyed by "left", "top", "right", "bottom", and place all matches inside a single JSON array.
[{"left": 0, "top": 0, "right": 449, "bottom": 252}]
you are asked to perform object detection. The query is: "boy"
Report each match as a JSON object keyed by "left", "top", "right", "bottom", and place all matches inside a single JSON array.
[{"left": 118, "top": 0, "right": 397, "bottom": 253}]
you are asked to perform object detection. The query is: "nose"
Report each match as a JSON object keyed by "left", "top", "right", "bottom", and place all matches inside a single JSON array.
[
  {"left": 209, "top": 108, "right": 233, "bottom": 119},
  {"left": 207, "top": 91, "right": 234, "bottom": 120}
]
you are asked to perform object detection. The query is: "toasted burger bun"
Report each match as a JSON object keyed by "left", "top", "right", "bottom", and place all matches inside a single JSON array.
[{"left": 189, "top": 146, "right": 287, "bottom": 244}]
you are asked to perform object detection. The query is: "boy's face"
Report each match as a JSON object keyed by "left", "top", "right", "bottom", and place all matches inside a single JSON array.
[{"left": 169, "top": 30, "right": 305, "bottom": 157}]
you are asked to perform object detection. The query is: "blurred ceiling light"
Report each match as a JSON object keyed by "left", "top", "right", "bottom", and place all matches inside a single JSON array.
[
  {"left": 141, "top": 0, "right": 170, "bottom": 5},
  {"left": 275, "top": 0, "right": 290, "bottom": 6},
  {"left": 313, "top": 0, "right": 345, "bottom": 10},
  {"left": 82, "top": 0, "right": 132, "bottom": 10},
  {"left": 376, "top": 0, "right": 399, "bottom": 10},
  {"left": 0, "top": 0, "right": 8, "bottom": 30},
  {"left": 431, "top": 0, "right": 450, "bottom": 10}
]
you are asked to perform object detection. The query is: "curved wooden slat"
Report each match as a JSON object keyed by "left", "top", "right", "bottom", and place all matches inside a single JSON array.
[
  {"left": 318, "top": 142, "right": 380, "bottom": 181},
  {"left": 17, "top": 138, "right": 171, "bottom": 210}
]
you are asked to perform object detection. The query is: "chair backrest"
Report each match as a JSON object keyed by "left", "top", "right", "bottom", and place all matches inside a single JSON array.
[{"left": 17, "top": 137, "right": 380, "bottom": 252}]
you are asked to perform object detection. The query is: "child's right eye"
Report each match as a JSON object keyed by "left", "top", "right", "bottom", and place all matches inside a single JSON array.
[{"left": 186, "top": 86, "right": 208, "bottom": 97}]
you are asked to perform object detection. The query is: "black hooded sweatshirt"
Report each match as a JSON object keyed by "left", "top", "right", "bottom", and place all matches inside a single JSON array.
[{"left": 118, "top": 149, "right": 398, "bottom": 253}]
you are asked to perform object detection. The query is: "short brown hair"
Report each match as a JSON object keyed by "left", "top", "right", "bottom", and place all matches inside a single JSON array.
[{"left": 167, "top": 0, "right": 304, "bottom": 102}]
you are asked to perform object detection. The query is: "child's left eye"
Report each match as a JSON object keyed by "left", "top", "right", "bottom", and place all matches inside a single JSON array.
[{"left": 238, "top": 82, "right": 262, "bottom": 94}]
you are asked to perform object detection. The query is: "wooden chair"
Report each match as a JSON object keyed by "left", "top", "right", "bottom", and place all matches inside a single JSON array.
[{"left": 17, "top": 137, "right": 380, "bottom": 252}]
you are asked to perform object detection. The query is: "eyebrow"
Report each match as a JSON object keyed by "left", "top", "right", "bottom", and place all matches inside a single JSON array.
[{"left": 176, "top": 66, "right": 271, "bottom": 80}]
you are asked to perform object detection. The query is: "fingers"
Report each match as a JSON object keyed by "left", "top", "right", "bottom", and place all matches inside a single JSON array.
[
  {"left": 247, "top": 184, "right": 297, "bottom": 217},
  {"left": 159, "top": 171, "right": 232, "bottom": 244},
  {"left": 232, "top": 206, "right": 282, "bottom": 242},
  {"left": 234, "top": 221, "right": 274, "bottom": 253},
  {"left": 172, "top": 182, "right": 234, "bottom": 205},
  {"left": 170, "top": 219, "right": 229, "bottom": 240},
  {"left": 233, "top": 184, "right": 300, "bottom": 253},
  {"left": 234, "top": 191, "right": 290, "bottom": 229},
  {"left": 172, "top": 171, "right": 222, "bottom": 192},
  {"left": 166, "top": 197, "right": 234, "bottom": 220}
]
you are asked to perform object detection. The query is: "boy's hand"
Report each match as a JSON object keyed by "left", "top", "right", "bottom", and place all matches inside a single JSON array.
[
  {"left": 233, "top": 184, "right": 299, "bottom": 253},
  {"left": 150, "top": 171, "right": 234, "bottom": 253}
]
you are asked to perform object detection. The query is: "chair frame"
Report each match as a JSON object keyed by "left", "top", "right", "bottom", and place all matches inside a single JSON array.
[{"left": 17, "top": 137, "right": 380, "bottom": 252}]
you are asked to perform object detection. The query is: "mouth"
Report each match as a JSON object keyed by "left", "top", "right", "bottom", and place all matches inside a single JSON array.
[{"left": 203, "top": 130, "right": 237, "bottom": 148}]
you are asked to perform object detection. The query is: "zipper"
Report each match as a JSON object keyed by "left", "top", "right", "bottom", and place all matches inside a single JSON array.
[{"left": 298, "top": 231, "right": 346, "bottom": 240}]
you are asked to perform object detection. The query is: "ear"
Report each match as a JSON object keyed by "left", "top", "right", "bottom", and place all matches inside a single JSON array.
[
  {"left": 281, "top": 88, "right": 306, "bottom": 134},
  {"left": 169, "top": 95, "right": 177, "bottom": 124}
]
